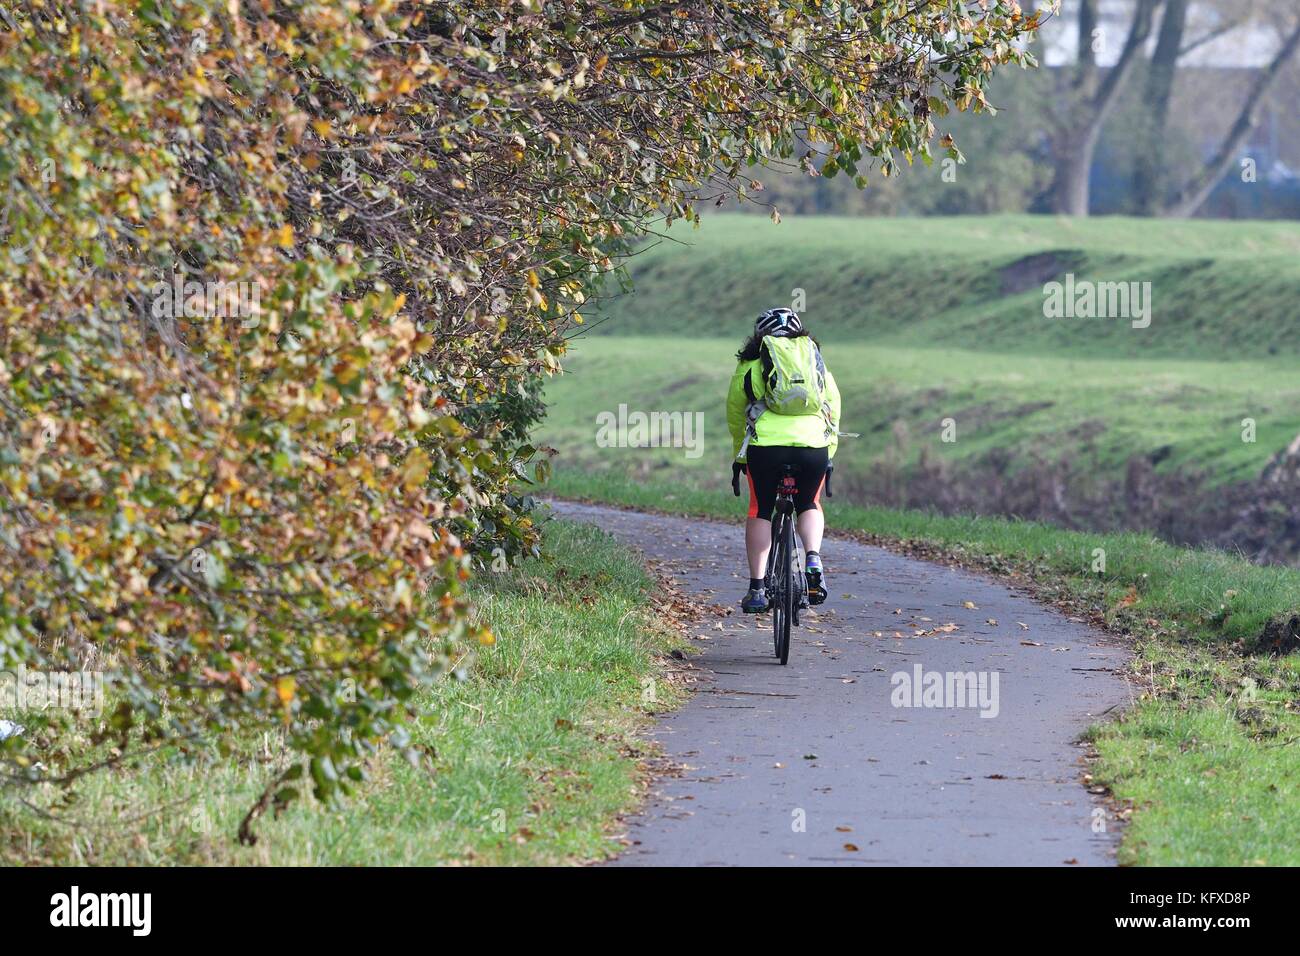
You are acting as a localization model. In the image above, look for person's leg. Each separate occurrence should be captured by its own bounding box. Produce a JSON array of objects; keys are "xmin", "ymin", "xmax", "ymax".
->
[
  {"xmin": 793, "ymin": 447, "xmax": 830, "ymax": 604},
  {"xmin": 746, "ymin": 517, "xmax": 772, "ymax": 578},
  {"xmin": 792, "ymin": 446, "xmax": 829, "ymax": 552},
  {"xmin": 796, "ymin": 506, "xmax": 823, "ymax": 555},
  {"xmin": 741, "ymin": 447, "xmax": 778, "ymax": 612}
]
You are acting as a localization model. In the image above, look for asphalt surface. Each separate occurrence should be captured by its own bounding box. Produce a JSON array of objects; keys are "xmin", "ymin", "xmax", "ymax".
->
[{"xmin": 550, "ymin": 500, "xmax": 1132, "ymax": 867}]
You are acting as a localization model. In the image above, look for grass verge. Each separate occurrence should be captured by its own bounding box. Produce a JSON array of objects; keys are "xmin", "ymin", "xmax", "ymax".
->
[
  {"xmin": 546, "ymin": 335, "xmax": 1300, "ymax": 489},
  {"xmin": 0, "ymin": 519, "xmax": 686, "ymax": 865},
  {"xmin": 549, "ymin": 469, "xmax": 1300, "ymax": 865}
]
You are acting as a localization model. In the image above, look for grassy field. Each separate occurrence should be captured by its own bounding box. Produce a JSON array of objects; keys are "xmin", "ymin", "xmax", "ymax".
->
[
  {"xmin": 549, "ymin": 334, "xmax": 1300, "ymax": 488},
  {"xmin": 548, "ymin": 470, "xmax": 1300, "ymax": 865},
  {"xmin": 565, "ymin": 214, "xmax": 1300, "ymax": 488},
  {"xmin": 592, "ymin": 214, "xmax": 1300, "ymax": 360},
  {"xmin": 0, "ymin": 521, "xmax": 684, "ymax": 866}
]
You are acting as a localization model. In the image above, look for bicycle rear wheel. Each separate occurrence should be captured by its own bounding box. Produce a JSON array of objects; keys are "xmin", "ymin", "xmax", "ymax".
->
[
  {"xmin": 770, "ymin": 512, "xmax": 786, "ymax": 660},
  {"xmin": 775, "ymin": 513, "xmax": 793, "ymax": 665}
]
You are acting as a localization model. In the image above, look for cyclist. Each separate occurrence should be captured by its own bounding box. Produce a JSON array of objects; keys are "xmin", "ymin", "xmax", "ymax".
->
[{"xmin": 727, "ymin": 307, "xmax": 840, "ymax": 614}]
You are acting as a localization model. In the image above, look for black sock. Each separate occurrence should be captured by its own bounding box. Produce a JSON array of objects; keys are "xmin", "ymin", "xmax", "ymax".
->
[
  {"xmin": 806, "ymin": 550, "xmax": 820, "ymax": 560},
  {"xmin": 749, "ymin": 578, "xmax": 763, "ymax": 591}
]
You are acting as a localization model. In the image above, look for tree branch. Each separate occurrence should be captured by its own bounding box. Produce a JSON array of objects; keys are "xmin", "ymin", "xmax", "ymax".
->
[{"xmin": 1161, "ymin": 19, "xmax": 1300, "ymax": 217}]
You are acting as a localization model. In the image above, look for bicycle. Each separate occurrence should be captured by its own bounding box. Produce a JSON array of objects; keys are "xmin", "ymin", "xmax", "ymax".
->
[
  {"xmin": 766, "ymin": 463, "xmax": 806, "ymax": 665},
  {"xmin": 732, "ymin": 461, "xmax": 835, "ymax": 665}
]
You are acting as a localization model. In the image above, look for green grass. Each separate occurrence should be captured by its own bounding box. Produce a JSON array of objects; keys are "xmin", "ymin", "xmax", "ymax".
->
[
  {"xmin": 546, "ymin": 334, "xmax": 1300, "ymax": 487},
  {"xmin": 548, "ymin": 468, "xmax": 1300, "ymax": 865},
  {"xmin": 0, "ymin": 520, "xmax": 684, "ymax": 866},
  {"xmin": 567, "ymin": 213, "xmax": 1300, "ymax": 487},
  {"xmin": 594, "ymin": 214, "xmax": 1300, "ymax": 361},
  {"xmin": 1089, "ymin": 643, "xmax": 1300, "ymax": 867}
]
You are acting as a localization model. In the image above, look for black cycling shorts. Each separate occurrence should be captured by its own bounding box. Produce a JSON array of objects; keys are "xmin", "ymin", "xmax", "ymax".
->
[{"xmin": 745, "ymin": 445, "xmax": 829, "ymax": 519}]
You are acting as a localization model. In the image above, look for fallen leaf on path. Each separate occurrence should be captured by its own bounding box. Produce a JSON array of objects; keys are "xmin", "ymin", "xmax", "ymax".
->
[
  {"xmin": 843, "ymin": 843, "xmax": 859, "ymax": 852},
  {"xmin": 1020, "ymin": 640, "xmax": 1043, "ymax": 647},
  {"xmin": 913, "ymin": 622, "xmax": 961, "ymax": 637},
  {"xmin": 963, "ymin": 601, "xmax": 979, "ymax": 609}
]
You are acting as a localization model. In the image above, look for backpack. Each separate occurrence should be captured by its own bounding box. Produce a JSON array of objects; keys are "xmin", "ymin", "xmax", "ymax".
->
[{"xmin": 757, "ymin": 334, "xmax": 827, "ymax": 416}]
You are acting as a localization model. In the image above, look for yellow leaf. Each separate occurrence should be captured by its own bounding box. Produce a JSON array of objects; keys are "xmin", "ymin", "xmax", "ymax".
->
[{"xmin": 276, "ymin": 676, "xmax": 296, "ymax": 705}]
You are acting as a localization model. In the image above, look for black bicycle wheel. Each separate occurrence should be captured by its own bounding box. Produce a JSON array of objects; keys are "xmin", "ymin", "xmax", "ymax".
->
[
  {"xmin": 770, "ymin": 514, "xmax": 786, "ymax": 659},
  {"xmin": 777, "ymin": 515, "xmax": 793, "ymax": 665}
]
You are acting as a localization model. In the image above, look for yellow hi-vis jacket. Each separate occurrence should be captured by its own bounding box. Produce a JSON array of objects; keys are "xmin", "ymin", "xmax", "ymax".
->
[{"xmin": 726, "ymin": 357, "xmax": 841, "ymax": 464}]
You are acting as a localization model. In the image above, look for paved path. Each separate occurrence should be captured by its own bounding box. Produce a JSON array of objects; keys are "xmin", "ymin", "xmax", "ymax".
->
[{"xmin": 550, "ymin": 501, "xmax": 1131, "ymax": 867}]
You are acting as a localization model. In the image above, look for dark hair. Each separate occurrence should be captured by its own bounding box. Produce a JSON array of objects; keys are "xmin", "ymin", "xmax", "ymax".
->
[{"xmin": 736, "ymin": 327, "xmax": 817, "ymax": 361}]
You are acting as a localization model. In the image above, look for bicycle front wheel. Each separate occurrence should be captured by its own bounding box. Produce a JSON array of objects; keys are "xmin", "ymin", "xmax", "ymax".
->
[
  {"xmin": 770, "ymin": 513, "xmax": 786, "ymax": 661},
  {"xmin": 776, "ymin": 514, "xmax": 793, "ymax": 665}
]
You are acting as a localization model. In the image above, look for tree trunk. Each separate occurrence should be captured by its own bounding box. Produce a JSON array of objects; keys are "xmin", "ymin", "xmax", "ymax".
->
[
  {"xmin": 1160, "ymin": 20, "xmax": 1300, "ymax": 218},
  {"xmin": 1133, "ymin": 0, "xmax": 1187, "ymax": 214},
  {"xmin": 1049, "ymin": 0, "xmax": 1162, "ymax": 216},
  {"xmin": 1051, "ymin": 127, "xmax": 1098, "ymax": 216}
]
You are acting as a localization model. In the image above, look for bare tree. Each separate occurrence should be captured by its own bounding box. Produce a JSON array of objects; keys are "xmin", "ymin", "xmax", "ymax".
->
[
  {"xmin": 1129, "ymin": 0, "xmax": 1300, "ymax": 216},
  {"xmin": 1133, "ymin": 0, "xmax": 1189, "ymax": 213},
  {"xmin": 1045, "ymin": 0, "xmax": 1164, "ymax": 216},
  {"xmin": 1159, "ymin": 15, "xmax": 1300, "ymax": 216}
]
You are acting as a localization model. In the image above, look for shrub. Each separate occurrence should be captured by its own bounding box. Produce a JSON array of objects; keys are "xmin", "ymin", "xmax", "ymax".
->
[{"xmin": 0, "ymin": 0, "xmax": 1038, "ymax": 835}]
